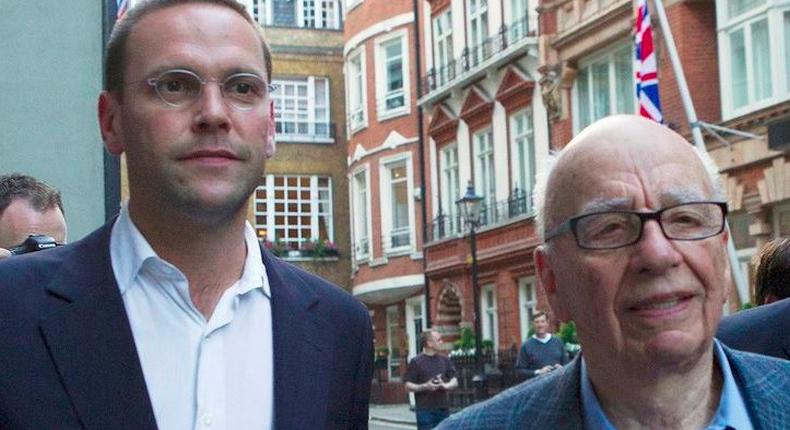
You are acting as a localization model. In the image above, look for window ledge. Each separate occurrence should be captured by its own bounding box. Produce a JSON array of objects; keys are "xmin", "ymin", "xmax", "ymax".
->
[
  {"xmin": 377, "ymin": 107, "xmax": 411, "ymax": 122},
  {"xmin": 350, "ymin": 121, "xmax": 368, "ymax": 135},
  {"xmin": 276, "ymin": 135, "xmax": 335, "ymax": 144}
]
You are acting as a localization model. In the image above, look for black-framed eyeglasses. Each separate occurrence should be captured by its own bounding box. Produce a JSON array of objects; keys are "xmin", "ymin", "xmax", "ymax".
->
[
  {"xmin": 142, "ymin": 69, "xmax": 277, "ymax": 111},
  {"xmin": 544, "ymin": 201, "xmax": 728, "ymax": 250}
]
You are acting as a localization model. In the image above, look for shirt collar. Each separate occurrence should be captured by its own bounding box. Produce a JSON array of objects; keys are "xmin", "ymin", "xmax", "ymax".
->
[
  {"xmin": 532, "ymin": 333, "xmax": 552, "ymax": 344},
  {"xmin": 110, "ymin": 204, "xmax": 270, "ymax": 300},
  {"xmin": 580, "ymin": 340, "xmax": 753, "ymax": 430}
]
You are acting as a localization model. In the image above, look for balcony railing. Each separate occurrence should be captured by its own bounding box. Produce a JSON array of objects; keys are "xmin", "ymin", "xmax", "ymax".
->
[
  {"xmin": 428, "ymin": 188, "xmax": 532, "ymax": 242},
  {"xmin": 421, "ymin": 13, "xmax": 533, "ymax": 97},
  {"xmin": 275, "ymin": 121, "xmax": 336, "ymax": 143}
]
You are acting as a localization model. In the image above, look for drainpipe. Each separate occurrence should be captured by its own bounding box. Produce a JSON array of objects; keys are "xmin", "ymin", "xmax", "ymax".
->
[{"xmin": 412, "ymin": 0, "xmax": 431, "ymax": 328}]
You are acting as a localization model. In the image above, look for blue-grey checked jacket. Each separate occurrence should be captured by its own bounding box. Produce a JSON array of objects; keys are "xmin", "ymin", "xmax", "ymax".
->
[{"xmin": 438, "ymin": 344, "xmax": 790, "ymax": 429}]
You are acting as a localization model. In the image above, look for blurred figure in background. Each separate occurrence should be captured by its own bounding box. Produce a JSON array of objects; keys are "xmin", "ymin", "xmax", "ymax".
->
[
  {"xmin": 0, "ymin": 173, "xmax": 66, "ymax": 260},
  {"xmin": 717, "ymin": 237, "xmax": 790, "ymax": 360},
  {"xmin": 515, "ymin": 311, "xmax": 568, "ymax": 380}
]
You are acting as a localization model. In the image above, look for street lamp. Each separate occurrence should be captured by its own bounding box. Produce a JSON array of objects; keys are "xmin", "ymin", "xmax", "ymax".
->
[{"xmin": 455, "ymin": 181, "xmax": 487, "ymax": 401}]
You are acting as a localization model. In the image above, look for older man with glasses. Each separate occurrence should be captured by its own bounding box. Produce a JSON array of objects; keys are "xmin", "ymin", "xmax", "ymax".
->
[{"xmin": 438, "ymin": 115, "xmax": 790, "ymax": 429}]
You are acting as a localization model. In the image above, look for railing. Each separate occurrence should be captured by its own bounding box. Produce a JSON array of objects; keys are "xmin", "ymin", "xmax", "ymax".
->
[
  {"xmin": 448, "ymin": 347, "xmax": 521, "ymax": 410},
  {"xmin": 428, "ymin": 188, "xmax": 533, "ymax": 242},
  {"xmin": 275, "ymin": 121, "xmax": 335, "ymax": 142},
  {"xmin": 421, "ymin": 13, "xmax": 533, "ymax": 97}
]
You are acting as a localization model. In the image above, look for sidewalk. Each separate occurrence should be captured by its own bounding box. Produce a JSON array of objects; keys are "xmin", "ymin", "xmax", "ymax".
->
[{"xmin": 369, "ymin": 403, "xmax": 416, "ymax": 428}]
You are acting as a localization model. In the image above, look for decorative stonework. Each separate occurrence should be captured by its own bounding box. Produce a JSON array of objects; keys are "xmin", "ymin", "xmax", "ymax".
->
[
  {"xmin": 538, "ymin": 62, "xmax": 576, "ymax": 121},
  {"xmin": 427, "ymin": 104, "xmax": 459, "ymax": 146},
  {"xmin": 495, "ymin": 66, "xmax": 535, "ymax": 113},
  {"xmin": 724, "ymin": 174, "xmax": 744, "ymax": 211},
  {"xmin": 758, "ymin": 157, "xmax": 790, "ymax": 204},
  {"xmin": 459, "ymin": 85, "xmax": 494, "ymax": 132}
]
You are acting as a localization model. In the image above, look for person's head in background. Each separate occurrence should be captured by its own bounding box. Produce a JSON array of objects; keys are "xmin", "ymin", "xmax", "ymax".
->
[
  {"xmin": 753, "ymin": 237, "xmax": 790, "ymax": 305},
  {"xmin": 0, "ymin": 174, "xmax": 67, "ymax": 253}
]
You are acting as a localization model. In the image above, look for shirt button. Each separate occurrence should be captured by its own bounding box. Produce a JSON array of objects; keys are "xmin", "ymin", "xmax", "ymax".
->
[{"xmin": 202, "ymin": 413, "xmax": 213, "ymax": 426}]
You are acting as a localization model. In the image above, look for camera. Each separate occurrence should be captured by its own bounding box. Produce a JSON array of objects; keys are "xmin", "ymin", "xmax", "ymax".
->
[{"xmin": 8, "ymin": 234, "xmax": 61, "ymax": 256}]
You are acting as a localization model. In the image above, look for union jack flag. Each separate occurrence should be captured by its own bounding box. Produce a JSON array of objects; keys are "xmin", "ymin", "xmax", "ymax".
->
[
  {"xmin": 117, "ymin": 0, "xmax": 129, "ymax": 19},
  {"xmin": 635, "ymin": 0, "xmax": 663, "ymax": 123}
]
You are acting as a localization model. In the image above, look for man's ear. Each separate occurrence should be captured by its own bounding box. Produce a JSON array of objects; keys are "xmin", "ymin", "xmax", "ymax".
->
[
  {"xmin": 98, "ymin": 91, "xmax": 124, "ymax": 155},
  {"xmin": 264, "ymin": 99, "xmax": 276, "ymax": 159},
  {"xmin": 535, "ymin": 245, "xmax": 571, "ymax": 322}
]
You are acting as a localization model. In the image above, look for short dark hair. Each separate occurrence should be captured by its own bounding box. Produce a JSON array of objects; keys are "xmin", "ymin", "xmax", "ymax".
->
[
  {"xmin": 420, "ymin": 329, "xmax": 438, "ymax": 347},
  {"xmin": 0, "ymin": 174, "xmax": 64, "ymax": 217},
  {"xmin": 753, "ymin": 237, "xmax": 790, "ymax": 304},
  {"xmin": 105, "ymin": 0, "xmax": 273, "ymax": 94},
  {"xmin": 532, "ymin": 311, "xmax": 548, "ymax": 322}
]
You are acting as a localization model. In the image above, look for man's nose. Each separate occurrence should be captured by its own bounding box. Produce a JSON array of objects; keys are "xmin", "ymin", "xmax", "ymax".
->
[
  {"xmin": 629, "ymin": 220, "xmax": 683, "ymax": 274},
  {"xmin": 193, "ymin": 83, "xmax": 231, "ymax": 132}
]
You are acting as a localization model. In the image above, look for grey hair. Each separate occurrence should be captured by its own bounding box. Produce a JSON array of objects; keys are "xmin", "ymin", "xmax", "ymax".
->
[{"xmin": 533, "ymin": 145, "xmax": 725, "ymax": 243}]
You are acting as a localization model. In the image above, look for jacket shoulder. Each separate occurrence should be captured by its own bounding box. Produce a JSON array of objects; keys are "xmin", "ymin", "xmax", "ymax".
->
[
  {"xmin": 438, "ymin": 357, "xmax": 583, "ymax": 430},
  {"xmin": 725, "ymin": 347, "xmax": 790, "ymax": 427}
]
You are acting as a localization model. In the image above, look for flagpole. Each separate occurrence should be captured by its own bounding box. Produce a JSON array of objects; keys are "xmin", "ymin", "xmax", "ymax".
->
[{"xmin": 651, "ymin": 0, "xmax": 750, "ymax": 306}]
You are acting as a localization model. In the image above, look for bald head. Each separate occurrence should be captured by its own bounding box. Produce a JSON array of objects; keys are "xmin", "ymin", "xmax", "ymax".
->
[{"xmin": 535, "ymin": 115, "xmax": 723, "ymax": 239}]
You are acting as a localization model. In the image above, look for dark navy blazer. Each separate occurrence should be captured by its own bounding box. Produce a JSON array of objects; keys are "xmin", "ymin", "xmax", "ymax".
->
[
  {"xmin": 0, "ymin": 222, "xmax": 373, "ymax": 429},
  {"xmin": 718, "ymin": 298, "xmax": 790, "ymax": 361}
]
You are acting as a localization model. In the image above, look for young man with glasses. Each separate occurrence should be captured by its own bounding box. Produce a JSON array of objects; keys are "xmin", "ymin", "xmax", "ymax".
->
[
  {"xmin": 0, "ymin": 1, "xmax": 372, "ymax": 428},
  {"xmin": 438, "ymin": 115, "xmax": 790, "ymax": 429}
]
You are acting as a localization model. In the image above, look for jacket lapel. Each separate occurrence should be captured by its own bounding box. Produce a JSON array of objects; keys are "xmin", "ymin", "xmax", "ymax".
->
[
  {"xmin": 38, "ymin": 224, "xmax": 157, "ymax": 430},
  {"xmin": 264, "ymin": 248, "xmax": 332, "ymax": 429}
]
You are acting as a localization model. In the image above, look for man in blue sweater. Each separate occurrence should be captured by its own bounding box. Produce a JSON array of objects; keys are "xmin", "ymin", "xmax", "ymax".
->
[{"xmin": 515, "ymin": 311, "xmax": 568, "ymax": 379}]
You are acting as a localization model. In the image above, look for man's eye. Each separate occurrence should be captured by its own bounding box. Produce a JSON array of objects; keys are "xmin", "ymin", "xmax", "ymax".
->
[
  {"xmin": 225, "ymin": 77, "xmax": 263, "ymax": 97},
  {"xmin": 159, "ymin": 78, "xmax": 189, "ymax": 93}
]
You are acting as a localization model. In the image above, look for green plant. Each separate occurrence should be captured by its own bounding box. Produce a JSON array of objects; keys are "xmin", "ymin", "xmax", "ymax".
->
[
  {"xmin": 558, "ymin": 321, "xmax": 578, "ymax": 345},
  {"xmin": 453, "ymin": 327, "xmax": 476, "ymax": 350},
  {"xmin": 739, "ymin": 302, "xmax": 754, "ymax": 311}
]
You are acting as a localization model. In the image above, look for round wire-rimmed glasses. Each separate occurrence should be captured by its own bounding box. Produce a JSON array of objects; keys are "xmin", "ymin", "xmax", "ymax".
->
[{"xmin": 143, "ymin": 69, "xmax": 277, "ymax": 111}]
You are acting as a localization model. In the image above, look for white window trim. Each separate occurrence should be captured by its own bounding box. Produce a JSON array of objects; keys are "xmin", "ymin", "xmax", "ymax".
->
[
  {"xmin": 717, "ymin": 1, "xmax": 790, "ymax": 120},
  {"xmin": 518, "ymin": 277, "xmax": 537, "ymax": 342},
  {"xmin": 345, "ymin": 46, "xmax": 368, "ymax": 134},
  {"xmin": 773, "ymin": 200, "xmax": 790, "ymax": 237},
  {"xmin": 272, "ymin": 76, "xmax": 334, "ymax": 144},
  {"xmin": 405, "ymin": 296, "xmax": 426, "ymax": 360},
  {"xmin": 350, "ymin": 165, "xmax": 373, "ymax": 261},
  {"xmin": 297, "ymin": 0, "xmax": 342, "ymax": 30},
  {"xmin": 509, "ymin": 108, "xmax": 535, "ymax": 207},
  {"xmin": 254, "ymin": 175, "xmax": 334, "ymax": 256},
  {"xmin": 472, "ymin": 128, "xmax": 496, "ymax": 210},
  {"xmin": 386, "ymin": 305, "xmax": 401, "ymax": 381},
  {"xmin": 481, "ymin": 284, "xmax": 499, "ymax": 349},
  {"xmin": 379, "ymin": 153, "xmax": 416, "ymax": 255},
  {"xmin": 374, "ymin": 29, "xmax": 411, "ymax": 121},
  {"xmin": 432, "ymin": 10, "xmax": 454, "ymax": 86},
  {"xmin": 439, "ymin": 143, "xmax": 461, "ymax": 235},
  {"xmin": 571, "ymin": 41, "xmax": 635, "ymax": 135}
]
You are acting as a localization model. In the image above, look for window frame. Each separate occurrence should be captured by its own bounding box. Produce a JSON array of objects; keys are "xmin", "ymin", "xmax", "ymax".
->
[
  {"xmin": 571, "ymin": 42, "xmax": 635, "ymax": 134},
  {"xmin": 518, "ymin": 277, "xmax": 537, "ymax": 342},
  {"xmin": 509, "ymin": 108, "xmax": 535, "ymax": 211},
  {"xmin": 272, "ymin": 76, "xmax": 333, "ymax": 144},
  {"xmin": 473, "ymin": 128, "xmax": 496, "ymax": 216},
  {"xmin": 379, "ymin": 153, "xmax": 416, "ymax": 255},
  {"xmin": 375, "ymin": 29, "xmax": 411, "ymax": 120},
  {"xmin": 350, "ymin": 166, "xmax": 372, "ymax": 261},
  {"xmin": 432, "ymin": 10, "xmax": 454, "ymax": 87},
  {"xmin": 480, "ymin": 283, "xmax": 499, "ymax": 349},
  {"xmin": 346, "ymin": 46, "xmax": 368, "ymax": 133},
  {"xmin": 440, "ymin": 143, "xmax": 461, "ymax": 235},
  {"xmin": 253, "ymin": 175, "xmax": 334, "ymax": 257},
  {"xmin": 717, "ymin": 0, "xmax": 790, "ymax": 119}
]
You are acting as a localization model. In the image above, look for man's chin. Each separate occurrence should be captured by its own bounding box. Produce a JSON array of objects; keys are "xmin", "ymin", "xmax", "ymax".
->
[{"xmin": 641, "ymin": 330, "xmax": 709, "ymax": 368}]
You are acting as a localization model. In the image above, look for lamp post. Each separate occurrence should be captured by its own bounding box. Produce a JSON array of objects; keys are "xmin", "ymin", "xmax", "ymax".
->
[{"xmin": 456, "ymin": 181, "xmax": 487, "ymax": 402}]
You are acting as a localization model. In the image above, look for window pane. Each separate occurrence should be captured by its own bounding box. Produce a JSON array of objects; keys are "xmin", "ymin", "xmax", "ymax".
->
[
  {"xmin": 728, "ymin": 0, "xmax": 765, "ymax": 19},
  {"xmin": 577, "ymin": 67, "xmax": 591, "ymax": 129},
  {"xmin": 729, "ymin": 29, "xmax": 747, "ymax": 108},
  {"xmin": 592, "ymin": 61, "xmax": 610, "ymax": 120},
  {"xmin": 614, "ymin": 46, "xmax": 635, "ymax": 114},
  {"xmin": 751, "ymin": 19, "xmax": 772, "ymax": 101}
]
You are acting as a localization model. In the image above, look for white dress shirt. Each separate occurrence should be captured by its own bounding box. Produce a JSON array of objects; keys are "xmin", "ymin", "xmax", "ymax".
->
[{"xmin": 110, "ymin": 205, "xmax": 273, "ymax": 430}]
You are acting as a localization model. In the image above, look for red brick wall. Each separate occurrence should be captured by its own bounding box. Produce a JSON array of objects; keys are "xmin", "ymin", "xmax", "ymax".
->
[{"xmin": 658, "ymin": 0, "xmax": 720, "ymax": 136}]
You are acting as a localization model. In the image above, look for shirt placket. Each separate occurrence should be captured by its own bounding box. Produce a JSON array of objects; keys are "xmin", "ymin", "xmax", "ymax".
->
[{"xmin": 194, "ymin": 328, "xmax": 226, "ymax": 430}]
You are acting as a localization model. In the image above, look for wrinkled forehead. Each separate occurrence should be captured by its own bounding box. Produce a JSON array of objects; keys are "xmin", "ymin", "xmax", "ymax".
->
[{"xmin": 548, "ymin": 135, "xmax": 715, "ymax": 221}]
